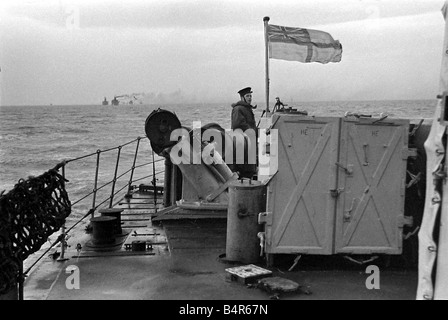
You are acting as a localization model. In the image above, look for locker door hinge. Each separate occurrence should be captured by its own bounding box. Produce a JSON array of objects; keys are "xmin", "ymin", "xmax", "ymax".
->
[
  {"xmin": 402, "ymin": 147, "xmax": 418, "ymax": 160},
  {"xmin": 398, "ymin": 215, "xmax": 414, "ymax": 228},
  {"xmin": 258, "ymin": 212, "xmax": 272, "ymax": 225}
]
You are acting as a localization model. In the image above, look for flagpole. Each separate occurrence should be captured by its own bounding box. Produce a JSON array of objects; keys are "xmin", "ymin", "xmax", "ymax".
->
[{"xmin": 263, "ymin": 16, "xmax": 270, "ymax": 113}]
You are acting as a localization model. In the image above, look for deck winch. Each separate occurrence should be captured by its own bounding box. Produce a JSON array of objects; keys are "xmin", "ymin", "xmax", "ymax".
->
[{"xmin": 145, "ymin": 108, "xmax": 238, "ymax": 210}]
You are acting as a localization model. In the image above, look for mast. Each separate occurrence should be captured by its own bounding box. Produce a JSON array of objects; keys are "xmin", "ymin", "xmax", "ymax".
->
[{"xmin": 263, "ymin": 16, "xmax": 270, "ymax": 113}]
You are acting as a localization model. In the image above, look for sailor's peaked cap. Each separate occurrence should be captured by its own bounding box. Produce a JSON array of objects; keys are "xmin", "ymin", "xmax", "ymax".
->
[{"xmin": 238, "ymin": 87, "xmax": 253, "ymax": 96}]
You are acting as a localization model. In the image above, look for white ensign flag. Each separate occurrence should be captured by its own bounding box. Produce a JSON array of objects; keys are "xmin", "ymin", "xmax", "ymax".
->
[{"xmin": 267, "ymin": 24, "xmax": 342, "ymax": 64}]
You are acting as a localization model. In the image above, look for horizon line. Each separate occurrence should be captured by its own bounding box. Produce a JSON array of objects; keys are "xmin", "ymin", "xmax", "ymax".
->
[{"xmin": 0, "ymin": 97, "xmax": 438, "ymax": 108}]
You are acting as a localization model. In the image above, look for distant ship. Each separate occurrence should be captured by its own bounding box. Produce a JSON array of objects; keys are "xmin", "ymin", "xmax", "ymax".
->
[
  {"xmin": 111, "ymin": 95, "xmax": 136, "ymax": 105},
  {"xmin": 111, "ymin": 96, "xmax": 119, "ymax": 105},
  {"xmin": 102, "ymin": 97, "xmax": 109, "ymax": 105}
]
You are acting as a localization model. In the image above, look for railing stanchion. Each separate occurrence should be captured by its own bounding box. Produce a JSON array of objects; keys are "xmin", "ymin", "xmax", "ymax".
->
[
  {"xmin": 91, "ymin": 150, "xmax": 101, "ymax": 218},
  {"xmin": 109, "ymin": 146, "xmax": 122, "ymax": 208},
  {"xmin": 127, "ymin": 137, "xmax": 141, "ymax": 197},
  {"xmin": 18, "ymin": 261, "xmax": 24, "ymax": 300},
  {"xmin": 57, "ymin": 164, "xmax": 69, "ymax": 262}
]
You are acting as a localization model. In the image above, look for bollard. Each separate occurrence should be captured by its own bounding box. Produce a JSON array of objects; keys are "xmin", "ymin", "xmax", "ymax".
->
[
  {"xmin": 90, "ymin": 216, "xmax": 117, "ymax": 245},
  {"xmin": 99, "ymin": 208, "xmax": 124, "ymax": 235}
]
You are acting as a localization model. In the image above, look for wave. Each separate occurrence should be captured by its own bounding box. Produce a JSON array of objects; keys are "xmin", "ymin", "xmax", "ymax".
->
[
  {"xmin": 0, "ymin": 133, "xmax": 28, "ymax": 141},
  {"xmin": 61, "ymin": 128, "xmax": 92, "ymax": 134}
]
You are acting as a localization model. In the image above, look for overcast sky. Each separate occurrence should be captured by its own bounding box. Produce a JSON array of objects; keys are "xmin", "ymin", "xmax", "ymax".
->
[{"xmin": 0, "ymin": 0, "xmax": 445, "ymax": 106}]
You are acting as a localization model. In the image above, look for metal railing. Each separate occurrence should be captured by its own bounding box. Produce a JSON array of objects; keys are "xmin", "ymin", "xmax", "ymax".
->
[{"xmin": 22, "ymin": 135, "xmax": 165, "ymax": 278}]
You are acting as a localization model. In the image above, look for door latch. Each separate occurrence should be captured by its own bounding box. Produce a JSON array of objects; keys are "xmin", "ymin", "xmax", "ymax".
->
[
  {"xmin": 330, "ymin": 188, "xmax": 344, "ymax": 198},
  {"xmin": 335, "ymin": 162, "xmax": 353, "ymax": 175},
  {"xmin": 344, "ymin": 198, "xmax": 358, "ymax": 222}
]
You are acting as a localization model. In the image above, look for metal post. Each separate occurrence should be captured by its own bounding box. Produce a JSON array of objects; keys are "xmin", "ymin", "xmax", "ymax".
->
[
  {"xmin": 127, "ymin": 138, "xmax": 141, "ymax": 197},
  {"xmin": 18, "ymin": 261, "xmax": 23, "ymax": 300},
  {"xmin": 152, "ymin": 150, "xmax": 157, "ymax": 208},
  {"xmin": 171, "ymin": 164, "xmax": 178, "ymax": 205},
  {"xmin": 58, "ymin": 164, "xmax": 69, "ymax": 262},
  {"xmin": 173, "ymin": 165, "xmax": 183, "ymax": 203},
  {"xmin": 109, "ymin": 146, "xmax": 122, "ymax": 208},
  {"xmin": 163, "ymin": 158, "xmax": 172, "ymax": 206},
  {"xmin": 91, "ymin": 150, "xmax": 101, "ymax": 218},
  {"xmin": 263, "ymin": 16, "xmax": 270, "ymax": 113},
  {"xmin": 57, "ymin": 224, "xmax": 69, "ymax": 262}
]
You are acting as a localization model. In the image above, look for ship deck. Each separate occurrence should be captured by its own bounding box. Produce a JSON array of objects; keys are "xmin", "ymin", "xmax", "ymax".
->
[{"xmin": 23, "ymin": 190, "xmax": 418, "ymax": 301}]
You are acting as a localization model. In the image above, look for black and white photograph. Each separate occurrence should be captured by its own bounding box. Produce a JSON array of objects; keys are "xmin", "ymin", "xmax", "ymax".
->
[{"xmin": 0, "ymin": 0, "xmax": 447, "ymax": 305}]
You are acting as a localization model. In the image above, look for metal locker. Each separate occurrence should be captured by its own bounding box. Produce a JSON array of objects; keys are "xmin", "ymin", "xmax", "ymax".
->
[
  {"xmin": 264, "ymin": 114, "xmax": 340, "ymax": 255},
  {"xmin": 334, "ymin": 117, "xmax": 410, "ymax": 254}
]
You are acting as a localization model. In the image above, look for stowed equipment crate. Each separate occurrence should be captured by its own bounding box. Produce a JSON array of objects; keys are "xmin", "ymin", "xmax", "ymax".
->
[{"xmin": 261, "ymin": 113, "xmax": 411, "ymax": 257}]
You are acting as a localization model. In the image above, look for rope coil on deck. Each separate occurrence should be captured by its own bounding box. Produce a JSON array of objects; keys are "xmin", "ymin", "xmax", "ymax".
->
[{"xmin": 0, "ymin": 169, "xmax": 71, "ymax": 294}]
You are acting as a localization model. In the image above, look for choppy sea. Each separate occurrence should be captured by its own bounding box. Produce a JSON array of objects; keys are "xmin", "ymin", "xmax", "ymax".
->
[{"xmin": 0, "ymin": 100, "xmax": 438, "ymax": 224}]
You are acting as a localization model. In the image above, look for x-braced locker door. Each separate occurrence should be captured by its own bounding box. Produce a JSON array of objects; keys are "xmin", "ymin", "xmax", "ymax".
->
[
  {"xmin": 334, "ymin": 118, "xmax": 409, "ymax": 254},
  {"xmin": 265, "ymin": 115, "xmax": 340, "ymax": 255}
]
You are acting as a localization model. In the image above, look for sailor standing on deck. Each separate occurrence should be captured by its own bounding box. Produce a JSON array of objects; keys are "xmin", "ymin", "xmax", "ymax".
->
[{"xmin": 230, "ymin": 87, "xmax": 258, "ymax": 178}]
